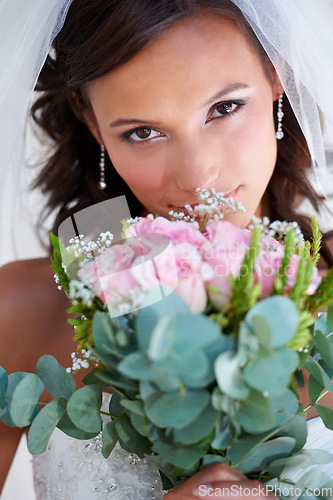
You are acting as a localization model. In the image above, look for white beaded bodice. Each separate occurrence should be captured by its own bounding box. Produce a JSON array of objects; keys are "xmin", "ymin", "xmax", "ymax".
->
[
  {"xmin": 33, "ymin": 431, "xmax": 165, "ymax": 500},
  {"xmin": 33, "ymin": 394, "xmax": 167, "ymax": 500}
]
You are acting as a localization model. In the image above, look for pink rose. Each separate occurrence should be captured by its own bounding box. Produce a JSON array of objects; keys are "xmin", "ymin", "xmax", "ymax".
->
[
  {"xmin": 202, "ymin": 221, "xmax": 250, "ymax": 308},
  {"xmin": 126, "ymin": 215, "xmax": 207, "ymax": 248},
  {"xmin": 78, "ymin": 243, "xmax": 138, "ymax": 304},
  {"xmin": 132, "ymin": 242, "xmax": 209, "ymax": 314}
]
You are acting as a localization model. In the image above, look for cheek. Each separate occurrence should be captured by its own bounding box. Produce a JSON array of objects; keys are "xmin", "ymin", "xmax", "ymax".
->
[
  {"xmin": 234, "ymin": 101, "xmax": 277, "ymax": 181},
  {"xmin": 106, "ymin": 147, "xmax": 164, "ymax": 192}
]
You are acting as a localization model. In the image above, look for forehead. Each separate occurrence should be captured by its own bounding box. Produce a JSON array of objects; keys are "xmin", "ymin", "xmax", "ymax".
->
[{"xmin": 87, "ymin": 13, "xmax": 268, "ymax": 114}]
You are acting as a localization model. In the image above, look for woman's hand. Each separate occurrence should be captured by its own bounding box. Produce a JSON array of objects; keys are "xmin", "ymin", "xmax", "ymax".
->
[{"xmin": 163, "ymin": 463, "xmax": 277, "ymax": 499}]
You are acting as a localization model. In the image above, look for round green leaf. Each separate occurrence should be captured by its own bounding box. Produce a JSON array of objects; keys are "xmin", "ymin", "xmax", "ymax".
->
[
  {"xmin": 0, "ymin": 372, "xmax": 29, "ymax": 426},
  {"xmin": 10, "ymin": 374, "xmax": 44, "ymax": 427},
  {"xmin": 115, "ymin": 413, "xmax": 152, "ymax": 457},
  {"xmin": 243, "ymin": 348, "xmax": 298, "ymax": 394},
  {"xmin": 152, "ymin": 440, "xmax": 206, "ymax": 469},
  {"xmin": 235, "ymin": 389, "xmax": 274, "ymax": 433},
  {"xmin": 92, "ymin": 311, "xmax": 117, "ymax": 354},
  {"xmin": 57, "ymin": 411, "xmax": 99, "ymax": 439},
  {"xmin": 246, "ymin": 296, "xmax": 299, "ymax": 347},
  {"xmin": 271, "ymin": 389, "xmax": 298, "ymax": 427},
  {"xmin": 28, "ymin": 398, "xmax": 67, "ymax": 454},
  {"xmin": 118, "ymin": 352, "xmax": 179, "ymax": 388},
  {"xmin": 173, "ymin": 404, "xmax": 219, "ymax": 445},
  {"xmin": 102, "ymin": 421, "xmax": 118, "ymax": 458},
  {"xmin": 36, "ymin": 355, "xmax": 76, "ymax": 400},
  {"xmin": 136, "ymin": 291, "xmax": 189, "ymax": 353},
  {"xmin": 146, "ymin": 389, "xmax": 210, "ymax": 429},
  {"xmin": 215, "ymin": 351, "xmax": 250, "ymax": 399},
  {"xmin": 67, "ymin": 384, "xmax": 102, "ymax": 433},
  {"xmin": 235, "ymin": 436, "xmax": 296, "ymax": 475},
  {"xmin": 0, "ymin": 366, "xmax": 8, "ymax": 409}
]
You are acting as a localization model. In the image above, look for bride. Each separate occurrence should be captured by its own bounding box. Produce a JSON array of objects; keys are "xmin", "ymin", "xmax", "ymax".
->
[{"xmin": 0, "ymin": 0, "xmax": 333, "ymax": 498}]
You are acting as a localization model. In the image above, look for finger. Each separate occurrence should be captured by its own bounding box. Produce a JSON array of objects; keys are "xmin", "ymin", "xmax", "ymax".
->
[
  {"xmin": 192, "ymin": 480, "xmax": 277, "ymax": 499},
  {"xmin": 163, "ymin": 464, "xmax": 246, "ymax": 499}
]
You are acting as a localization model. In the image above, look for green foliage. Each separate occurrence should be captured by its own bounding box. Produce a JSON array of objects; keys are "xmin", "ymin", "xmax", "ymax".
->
[
  {"xmin": 222, "ymin": 227, "xmax": 262, "ymax": 331},
  {"xmin": 4, "ymin": 219, "xmax": 333, "ymax": 494},
  {"xmin": 28, "ymin": 398, "xmax": 67, "ymax": 454},
  {"xmin": 310, "ymin": 216, "xmax": 322, "ymax": 266}
]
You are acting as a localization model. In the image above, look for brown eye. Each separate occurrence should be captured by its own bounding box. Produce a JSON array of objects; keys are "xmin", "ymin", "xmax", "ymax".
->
[
  {"xmin": 216, "ymin": 102, "xmax": 234, "ymax": 114},
  {"xmin": 136, "ymin": 128, "xmax": 152, "ymax": 139}
]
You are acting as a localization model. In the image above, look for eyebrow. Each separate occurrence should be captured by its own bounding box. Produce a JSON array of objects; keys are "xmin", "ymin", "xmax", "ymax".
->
[
  {"xmin": 202, "ymin": 83, "xmax": 251, "ymax": 107},
  {"xmin": 109, "ymin": 83, "xmax": 251, "ymax": 129}
]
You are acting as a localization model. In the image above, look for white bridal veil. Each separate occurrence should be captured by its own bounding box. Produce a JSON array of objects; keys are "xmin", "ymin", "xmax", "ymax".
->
[{"xmin": 0, "ymin": 0, "xmax": 332, "ymax": 260}]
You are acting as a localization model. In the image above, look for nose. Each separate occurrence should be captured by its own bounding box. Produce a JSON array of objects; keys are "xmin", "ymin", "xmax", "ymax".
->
[{"xmin": 174, "ymin": 135, "xmax": 220, "ymax": 193}]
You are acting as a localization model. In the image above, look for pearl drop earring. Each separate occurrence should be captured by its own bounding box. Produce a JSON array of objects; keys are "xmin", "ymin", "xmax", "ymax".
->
[
  {"xmin": 276, "ymin": 94, "xmax": 284, "ymax": 140},
  {"xmin": 98, "ymin": 144, "xmax": 107, "ymax": 190}
]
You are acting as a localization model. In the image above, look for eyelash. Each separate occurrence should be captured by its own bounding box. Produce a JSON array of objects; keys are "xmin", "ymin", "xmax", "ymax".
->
[{"xmin": 120, "ymin": 99, "xmax": 246, "ymax": 145}]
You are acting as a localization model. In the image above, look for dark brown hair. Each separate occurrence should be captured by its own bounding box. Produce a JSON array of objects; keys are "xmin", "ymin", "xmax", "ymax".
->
[{"xmin": 31, "ymin": 0, "xmax": 332, "ymax": 264}]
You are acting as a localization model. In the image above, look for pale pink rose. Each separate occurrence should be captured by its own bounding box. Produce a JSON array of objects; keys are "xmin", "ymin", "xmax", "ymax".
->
[
  {"xmin": 202, "ymin": 221, "xmax": 251, "ymax": 308},
  {"xmin": 254, "ymin": 236, "xmax": 285, "ymax": 296},
  {"xmin": 78, "ymin": 243, "xmax": 138, "ymax": 303},
  {"xmin": 132, "ymin": 242, "xmax": 208, "ymax": 314},
  {"xmin": 126, "ymin": 215, "xmax": 207, "ymax": 248}
]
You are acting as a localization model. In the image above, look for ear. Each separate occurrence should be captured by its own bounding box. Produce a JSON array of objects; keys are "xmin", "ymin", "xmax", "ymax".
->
[
  {"xmin": 83, "ymin": 110, "xmax": 103, "ymax": 145},
  {"xmin": 71, "ymin": 90, "xmax": 103, "ymax": 145},
  {"xmin": 271, "ymin": 70, "xmax": 284, "ymax": 101}
]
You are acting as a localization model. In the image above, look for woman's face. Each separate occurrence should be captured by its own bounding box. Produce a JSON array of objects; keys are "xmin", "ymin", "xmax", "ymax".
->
[{"xmin": 86, "ymin": 14, "xmax": 283, "ymax": 227}]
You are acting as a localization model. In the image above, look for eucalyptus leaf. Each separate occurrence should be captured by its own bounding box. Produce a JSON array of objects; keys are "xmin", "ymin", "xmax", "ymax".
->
[
  {"xmin": 120, "ymin": 399, "xmax": 144, "ymax": 416},
  {"xmin": 115, "ymin": 413, "xmax": 152, "ymax": 457},
  {"xmin": 235, "ymin": 389, "xmax": 274, "ymax": 433},
  {"xmin": 304, "ymin": 356, "xmax": 333, "ymax": 391},
  {"xmin": 276, "ymin": 414, "xmax": 307, "ymax": 453},
  {"xmin": 327, "ymin": 304, "xmax": 333, "ymax": 331},
  {"xmin": 244, "ymin": 348, "xmax": 298, "ymax": 394},
  {"xmin": 215, "ymin": 351, "xmax": 250, "ymax": 399},
  {"xmin": 0, "ymin": 366, "xmax": 8, "ymax": 409},
  {"xmin": 152, "ymin": 440, "xmax": 207, "ymax": 469},
  {"xmin": 173, "ymin": 404, "xmax": 219, "ymax": 445},
  {"xmin": 146, "ymin": 390, "xmax": 210, "ymax": 429},
  {"xmin": 67, "ymin": 385, "xmax": 102, "ymax": 433},
  {"xmin": 109, "ymin": 391, "xmax": 125, "ymax": 418},
  {"xmin": 0, "ymin": 372, "xmax": 29, "ymax": 426},
  {"xmin": 270, "ymin": 389, "xmax": 298, "ymax": 427},
  {"xmin": 315, "ymin": 313, "xmax": 332, "ymax": 336},
  {"xmin": 314, "ymin": 403, "xmax": 333, "ymax": 430},
  {"xmin": 10, "ymin": 374, "xmax": 44, "ymax": 427},
  {"xmin": 233, "ymin": 436, "xmax": 296, "ymax": 475},
  {"xmin": 130, "ymin": 412, "xmax": 147, "ymax": 437},
  {"xmin": 211, "ymin": 415, "xmax": 234, "ymax": 450},
  {"xmin": 314, "ymin": 330, "xmax": 333, "ymax": 368},
  {"xmin": 154, "ymin": 350, "xmax": 208, "ymax": 380},
  {"xmin": 246, "ymin": 296, "xmax": 299, "ymax": 348},
  {"xmin": 36, "ymin": 355, "xmax": 76, "ymax": 400},
  {"xmin": 28, "ymin": 398, "xmax": 67, "ymax": 453},
  {"xmin": 92, "ymin": 310, "xmax": 117, "ymax": 353},
  {"xmin": 101, "ymin": 421, "xmax": 118, "ymax": 458},
  {"xmin": 118, "ymin": 352, "xmax": 179, "ymax": 388},
  {"xmin": 308, "ymin": 374, "xmax": 324, "ymax": 404},
  {"xmin": 136, "ymin": 291, "xmax": 190, "ymax": 353},
  {"xmin": 57, "ymin": 411, "xmax": 100, "ymax": 439}
]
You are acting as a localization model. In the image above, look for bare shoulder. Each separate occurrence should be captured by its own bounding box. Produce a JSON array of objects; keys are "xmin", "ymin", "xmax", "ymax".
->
[{"xmin": 0, "ymin": 257, "xmax": 75, "ymax": 375}]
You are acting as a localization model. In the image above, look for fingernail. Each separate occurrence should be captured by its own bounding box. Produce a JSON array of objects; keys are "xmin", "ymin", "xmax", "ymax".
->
[{"xmin": 192, "ymin": 484, "xmax": 213, "ymax": 497}]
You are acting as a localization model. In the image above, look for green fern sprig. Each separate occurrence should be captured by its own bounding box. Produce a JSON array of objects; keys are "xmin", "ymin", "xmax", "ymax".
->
[
  {"xmin": 310, "ymin": 216, "xmax": 322, "ymax": 266},
  {"xmin": 222, "ymin": 227, "xmax": 262, "ymax": 331}
]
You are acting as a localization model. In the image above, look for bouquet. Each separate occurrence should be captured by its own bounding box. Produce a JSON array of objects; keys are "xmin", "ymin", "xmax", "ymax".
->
[{"xmin": 2, "ymin": 189, "xmax": 333, "ymax": 498}]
